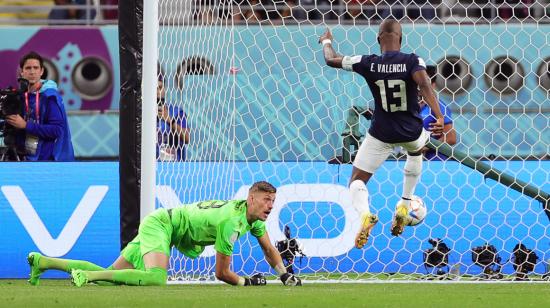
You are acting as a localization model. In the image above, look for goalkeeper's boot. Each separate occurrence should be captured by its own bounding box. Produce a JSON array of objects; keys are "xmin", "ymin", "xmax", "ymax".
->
[
  {"xmin": 27, "ymin": 252, "xmax": 44, "ymax": 286},
  {"xmin": 354, "ymin": 213, "xmax": 379, "ymax": 249},
  {"xmin": 391, "ymin": 200, "xmax": 409, "ymax": 236},
  {"xmin": 71, "ymin": 269, "xmax": 88, "ymax": 287}
]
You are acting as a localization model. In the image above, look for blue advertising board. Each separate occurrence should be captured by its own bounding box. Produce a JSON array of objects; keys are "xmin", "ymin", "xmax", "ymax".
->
[
  {"xmin": 1, "ymin": 161, "xmax": 548, "ymax": 278},
  {"xmin": 0, "ymin": 163, "xmax": 120, "ymax": 278}
]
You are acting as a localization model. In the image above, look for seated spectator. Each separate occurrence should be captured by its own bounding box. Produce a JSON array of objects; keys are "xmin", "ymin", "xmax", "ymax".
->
[
  {"xmin": 497, "ymin": 0, "xmax": 533, "ymax": 20},
  {"xmin": 74, "ymin": 0, "xmax": 96, "ymax": 20},
  {"xmin": 406, "ymin": 0, "xmax": 436, "ymax": 21},
  {"xmin": 378, "ymin": 0, "xmax": 405, "ymax": 20},
  {"xmin": 233, "ymin": 0, "xmax": 265, "ymax": 24},
  {"xmin": 100, "ymin": 0, "xmax": 118, "ymax": 20},
  {"xmin": 48, "ymin": 0, "xmax": 96, "ymax": 25},
  {"xmin": 280, "ymin": 0, "xmax": 308, "ymax": 23},
  {"xmin": 48, "ymin": 0, "xmax": 75, "ymax": 23},
  {"xmin": 314, "ymin": 0, "xmax": 340, "ymax": 21},
  {"xmin": 344, "ymin": 0, "xmax": 380, "ymax": 21}
]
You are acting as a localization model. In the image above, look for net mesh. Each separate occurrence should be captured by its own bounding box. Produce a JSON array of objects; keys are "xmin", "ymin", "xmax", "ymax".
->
[{"xmin": 154, "ymin": 1, "xmax": 550, "ymax": 282}]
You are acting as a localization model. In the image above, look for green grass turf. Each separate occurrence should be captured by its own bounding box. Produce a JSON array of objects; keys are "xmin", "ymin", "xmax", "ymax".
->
[{"xmin": 2, "ymin": 279, "xmax": 550, "ymax": 308}]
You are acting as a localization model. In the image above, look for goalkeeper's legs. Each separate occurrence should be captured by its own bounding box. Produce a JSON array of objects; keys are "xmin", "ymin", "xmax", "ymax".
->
[
  {"xmin": 72, "ymin": 252, "xmax": 169, "ymax": 287},
  {"xmin": 27, "ymin": 251, "xmax": 107, "ymax": 286},
  {"xmin": 71, "ymin": 209, "xmax": 173, "ymax": 287}
]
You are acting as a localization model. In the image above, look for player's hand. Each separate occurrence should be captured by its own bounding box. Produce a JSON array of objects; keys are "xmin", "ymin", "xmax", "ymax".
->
[
  {"xmin": 245, "ymin": 273, "xmax": 267, "ymax": 286},
  {"xmin": 318, "ymin": 28, "xmax": 333, "ymax": 44},
  {"xmin": 280, "ymin": 273, "xmax": 302, "ymax": 286},
  {"xmin": 429, "ymin": 117, "xmax": 444, "ymax": 137}
]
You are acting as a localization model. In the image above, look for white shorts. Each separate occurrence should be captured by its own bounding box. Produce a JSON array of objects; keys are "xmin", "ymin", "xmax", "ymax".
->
[{"xmin": 353, "ymin": 130, "xmax": 429, "ymax": 174}]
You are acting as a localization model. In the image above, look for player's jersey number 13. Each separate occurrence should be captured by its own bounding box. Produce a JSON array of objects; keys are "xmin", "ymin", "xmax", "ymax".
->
[{"xmin": 375, "ymin": 79, "xmax": 407, "ymax": 112}]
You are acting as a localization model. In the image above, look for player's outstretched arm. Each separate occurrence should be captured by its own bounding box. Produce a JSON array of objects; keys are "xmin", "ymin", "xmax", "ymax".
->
[
  {"xmin": 413, "ymin": 69, "xmax": 444, "ymax": 134},
  {"xmin": 319, "ymin": 28, "xmax": 343, "ymax": 68},
  {"xmin": 215, "ymin": 252, "xmax": 266, "ymax": 286},
  {"xmin": 257, "ymin": 233, "xmax": 302, "ymax": 286},
  {"xmin": 215, "ymin": 252, "xmax": 243, "ymax": 285}
]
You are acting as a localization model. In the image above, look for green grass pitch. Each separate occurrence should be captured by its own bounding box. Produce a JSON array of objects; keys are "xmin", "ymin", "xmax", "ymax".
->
[{"xmin": 2, "ymin": 279, "xmax": 550, "ymax": 307}]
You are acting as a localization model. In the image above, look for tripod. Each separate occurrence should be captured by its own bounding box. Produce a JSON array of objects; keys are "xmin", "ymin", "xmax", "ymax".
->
[{"xmin": 0, "ymin": 133, "xmax": 23, "ymax": 161}]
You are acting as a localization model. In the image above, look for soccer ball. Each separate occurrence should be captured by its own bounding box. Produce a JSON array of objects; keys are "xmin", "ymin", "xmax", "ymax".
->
[{"xmin": 407, "ymin": 196, "xmax": 427, "ymax": 226}]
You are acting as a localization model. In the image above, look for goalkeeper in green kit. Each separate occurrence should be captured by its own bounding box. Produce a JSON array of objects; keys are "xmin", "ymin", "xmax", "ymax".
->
[{"xmin": 27, "ymin": 181, "xmax": 301, "ymax": 287}]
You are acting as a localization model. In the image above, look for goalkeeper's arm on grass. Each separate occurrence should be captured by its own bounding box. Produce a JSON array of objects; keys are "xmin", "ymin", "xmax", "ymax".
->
[
  {"xmin": 257, "ymin": 232, "xmax": 302, "ymax": 286},
  {"xmin": 215, "ymin": 232, "xmax": 301, "ymax": 286}
]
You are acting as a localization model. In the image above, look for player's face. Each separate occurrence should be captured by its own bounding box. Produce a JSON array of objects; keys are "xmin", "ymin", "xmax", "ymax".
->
[
  {"xmin": 249, "ymin": 191, "xmax": 276, "ymax": 221},
  {"xmin": 21, "ymin": 59, "xmax": 44, "ymax": 86}
]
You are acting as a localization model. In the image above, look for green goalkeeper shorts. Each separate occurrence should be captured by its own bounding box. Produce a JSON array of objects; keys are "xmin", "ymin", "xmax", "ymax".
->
[{"xmin": 121, "ymin": 208, "xmax": 173, "ymax": 270}]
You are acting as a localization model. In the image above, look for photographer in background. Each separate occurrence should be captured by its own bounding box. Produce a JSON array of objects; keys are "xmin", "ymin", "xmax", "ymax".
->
[
  {"xmin": 5, "ymin": 51, "xmax": 74, "ymax": 161},
  {"xmin": 156, "ymin": 75, "xmax": 189, "ymax": 161},
  {"xmin": 275, "ymin": 225, "xmax": 305, "ymax": 274}
]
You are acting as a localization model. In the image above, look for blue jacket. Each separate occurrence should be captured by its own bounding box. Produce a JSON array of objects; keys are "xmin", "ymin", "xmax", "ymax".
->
[
  {"xmin": 420, "ymin": 99, "xmax": 453, "ymax": 161},
  {"xmin": 157, "ymin": 104, "xmax": 187, "ymax": 161},
  {"xmin": 16, "ymin": 80, "xmax": 74, "ymax": 161}
]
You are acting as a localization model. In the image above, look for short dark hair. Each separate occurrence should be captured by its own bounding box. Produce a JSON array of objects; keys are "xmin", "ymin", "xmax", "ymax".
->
[
  {"xmin": 426, "ymin": 65, "xmax": 437, "ymax": 83},
  {"xmin": 249, "ymin": 181, "xmax": 277, "ymax": 194},
  {"xmin": 19, "ymin": 51, "xmax": 44, "ymax": 69}
]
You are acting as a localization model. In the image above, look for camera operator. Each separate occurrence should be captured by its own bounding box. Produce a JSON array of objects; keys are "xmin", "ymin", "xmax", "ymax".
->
[
  {"xmin": 275, "ymin": 226, "xmax": 305, "ymax": 274},
  {"xmin": 4, "ymin": 51, "xmax": 74, "ymax": 161},
  {"xmin": 156, "ymin": 76, "xmax": 189, "ymax": 161}
]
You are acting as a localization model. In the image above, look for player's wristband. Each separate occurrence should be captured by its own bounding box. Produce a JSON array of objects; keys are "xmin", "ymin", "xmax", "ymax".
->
[
  {"xmin": 238, "ymin": 276, "xmax": 249, "ymax": 286},
  {"xmin": 321, "ymin": 39, "xmax": 332, "ymax": 46}
]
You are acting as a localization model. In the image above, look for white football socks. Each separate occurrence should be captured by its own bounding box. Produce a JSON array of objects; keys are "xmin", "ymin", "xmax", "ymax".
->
[
  {"xmin": 402, "ymin": 154, "xmax": 423, "ymax": 206},
  {"xmin": 350, "ymin": 179, "xmax": 371, "ymax": 215}
]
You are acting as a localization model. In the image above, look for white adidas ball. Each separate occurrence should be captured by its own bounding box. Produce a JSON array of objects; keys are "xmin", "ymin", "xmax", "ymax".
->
[{"xmin": 407, "ymin": 195, "xmax": 427, "ymax": 226}]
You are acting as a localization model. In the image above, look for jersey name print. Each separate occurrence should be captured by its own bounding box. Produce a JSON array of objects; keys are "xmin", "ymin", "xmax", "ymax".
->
[
  {"xmin": 372, "ymin": 63, "xmax": 407, "ymax": 73},
  {"xmin": 349, "ymin": 51, "xmax": 427, "ymax": 143}
]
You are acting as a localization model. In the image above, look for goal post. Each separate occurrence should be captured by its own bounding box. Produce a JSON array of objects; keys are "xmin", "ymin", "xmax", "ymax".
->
[
  {"xmin": 136, "ymin": 1, "xmax": 550, "ymax": 281},
  {"xmin": 141, "ymin": 0, "xmax": 159, "ymax": 221}
]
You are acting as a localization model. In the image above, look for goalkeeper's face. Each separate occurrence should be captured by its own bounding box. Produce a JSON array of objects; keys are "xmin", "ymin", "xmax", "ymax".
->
[{"xmin": 247, "ymin": 191, "xmax": 276, "ymax": 221}]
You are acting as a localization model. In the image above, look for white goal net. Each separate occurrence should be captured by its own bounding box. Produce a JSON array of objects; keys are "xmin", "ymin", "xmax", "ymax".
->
[{"xmin": 154, "ymin": 1, "xmax": 550, "ymax": 282}]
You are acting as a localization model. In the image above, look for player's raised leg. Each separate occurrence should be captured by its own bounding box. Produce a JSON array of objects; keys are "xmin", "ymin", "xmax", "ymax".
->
[
  {"xmin": 27, "ymin": 251, "xmax": 107, "ymax": 286},
  {"xmin": 350, "ymin": 134, "xmax": 393, "ymax": 248},
  {"xmin": 391, "ymin": 133, "xmax": 427, "ymax": 236},
  {"xmin": 349, "ymin": 170, "xmax": 379, "ymax": 249}
]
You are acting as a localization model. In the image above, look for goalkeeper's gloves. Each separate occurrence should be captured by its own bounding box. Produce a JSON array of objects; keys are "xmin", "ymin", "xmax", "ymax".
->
[
  {"xmin": 244, "ymin": 273, "xmax": 267, "ymax": 286},
  {"xmin": 280, "ymin": 273, "xmax": 302, "ymax": 286}
]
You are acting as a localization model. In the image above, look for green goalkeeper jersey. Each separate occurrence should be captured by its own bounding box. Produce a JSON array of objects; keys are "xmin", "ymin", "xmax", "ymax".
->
[{"xmin": 169, "ymin": 200, "xmax": 266, "ymax": 257}]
